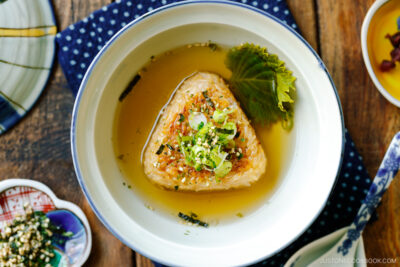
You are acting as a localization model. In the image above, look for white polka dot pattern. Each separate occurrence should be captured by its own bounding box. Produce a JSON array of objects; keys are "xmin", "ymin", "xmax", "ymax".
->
[{"xmin": 56, "ymin": 0, "xmax": 297, "ymax": 94}]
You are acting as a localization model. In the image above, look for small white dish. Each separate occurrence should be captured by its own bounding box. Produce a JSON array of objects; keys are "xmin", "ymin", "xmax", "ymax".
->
[
  {"xmin": 361, "ymin": 0, "xmax": 400, "ymax": 107},
  {"xmin": 0, "ymin": 178, "xmax": 92, "ymax": 266},
  {"xmin": 72, "ymin": 1, "xmax": 344, "ymax": 266}
]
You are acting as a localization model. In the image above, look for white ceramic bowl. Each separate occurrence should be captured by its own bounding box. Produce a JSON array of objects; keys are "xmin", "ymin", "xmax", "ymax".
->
[
  {"xmin": 71, "ymin": 1, "xmax": 344, "ymax": 266},
  {"xmin": 361, "ymin": 0, "xmax": 400, "ymax": 107}
]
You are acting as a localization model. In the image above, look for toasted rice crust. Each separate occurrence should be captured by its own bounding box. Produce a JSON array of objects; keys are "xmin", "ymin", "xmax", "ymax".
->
[{"xmin": 143, "ymin": 72, "xmax": 267, "ymax": 191}]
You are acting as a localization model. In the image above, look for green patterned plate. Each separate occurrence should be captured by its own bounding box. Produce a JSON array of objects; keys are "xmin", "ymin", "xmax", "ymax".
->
[{"xmin": 0, "ymin": 0, "xmax": 56, "ymax": 134}]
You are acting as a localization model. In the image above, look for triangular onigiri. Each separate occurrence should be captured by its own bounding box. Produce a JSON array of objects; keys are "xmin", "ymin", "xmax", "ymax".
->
[{"xmin": 144, "ymin": 72, "xmax": 266, "ymax": 191}]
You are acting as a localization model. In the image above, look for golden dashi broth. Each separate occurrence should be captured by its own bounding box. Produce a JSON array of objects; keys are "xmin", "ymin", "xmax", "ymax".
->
[{"xmin": 113, "ymin": 45, "xmax": 291, "ymax": 222}]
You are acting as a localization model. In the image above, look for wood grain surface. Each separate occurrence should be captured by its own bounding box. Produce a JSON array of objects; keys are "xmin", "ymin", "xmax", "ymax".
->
[{"xmin": 0, "ymin": 0, "xmax": 399, "ymax": 266}]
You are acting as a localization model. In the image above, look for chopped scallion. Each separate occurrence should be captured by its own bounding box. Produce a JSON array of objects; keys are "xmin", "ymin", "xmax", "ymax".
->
[
  {"xmin": 216, "ymin": 128, "xmax": 234, "ymax": 135},
  {"xmin": 198, "ymin": 121, "xmax": 204, "ymax": 130}
]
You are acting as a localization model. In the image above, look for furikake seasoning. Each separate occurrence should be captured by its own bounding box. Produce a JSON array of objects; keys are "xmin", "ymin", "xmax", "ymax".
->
[{"xmin": 0, "ymin": 203, "xmax": 73, "ymax": 266}]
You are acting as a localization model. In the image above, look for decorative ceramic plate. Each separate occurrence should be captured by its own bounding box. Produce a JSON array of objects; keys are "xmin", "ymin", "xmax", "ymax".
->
[
  {"xmin": 0, "ymin": 0, "xmax": 56, "ymax": 134},
  {"xmin": 0, "ymin": 179, "xmax": 92, "ymax": 266}
]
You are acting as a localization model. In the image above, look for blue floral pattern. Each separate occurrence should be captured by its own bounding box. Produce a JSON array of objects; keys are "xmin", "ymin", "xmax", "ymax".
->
[{"xmin": 337, "ymin": 132, "xmax": 400, "ymax": 256}]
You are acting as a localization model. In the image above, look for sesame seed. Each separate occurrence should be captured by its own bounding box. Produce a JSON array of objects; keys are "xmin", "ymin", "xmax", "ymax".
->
[{"xmin": 0, "ymin": 203, "xmax": 71, "ymax": 265}]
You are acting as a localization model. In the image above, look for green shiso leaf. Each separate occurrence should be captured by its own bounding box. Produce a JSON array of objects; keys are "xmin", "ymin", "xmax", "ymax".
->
[{"xmin": 225, "ymin": 43, "xmax": 296, "ymax": 129}]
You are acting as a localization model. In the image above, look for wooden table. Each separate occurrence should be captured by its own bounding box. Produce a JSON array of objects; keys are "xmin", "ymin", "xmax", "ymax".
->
[{"xmin": 1, "ymin": 0, "xmax": 399, "ymax": 266}]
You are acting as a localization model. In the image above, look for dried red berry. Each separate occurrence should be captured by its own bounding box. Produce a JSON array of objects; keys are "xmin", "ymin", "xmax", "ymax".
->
[
  {"xmin": 391, "ymin": 47, "xmax": 400, "ymax": 62},
  {"xmin": 386, "ymin": 32, "xmax": 400, "ymax": 47},
  {"xmin": 380, "ymin": 60, "xmax": 395, "ymax": 72}
]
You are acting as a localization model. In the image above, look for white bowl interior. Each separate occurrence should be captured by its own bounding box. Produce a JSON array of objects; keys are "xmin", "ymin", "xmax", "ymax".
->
[{"xmin": 73, "ymin": 3, "xmax": 343, "ymax": 266}]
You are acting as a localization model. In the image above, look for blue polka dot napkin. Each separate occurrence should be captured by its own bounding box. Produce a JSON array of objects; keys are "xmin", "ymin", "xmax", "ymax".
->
[
  {"xmin": 56, "ymin": 1, "xmax": 373, "ymax": 266},
  {"xmin": 56, "ymin": 0, "xmax": 298, "ymax": 95}
]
